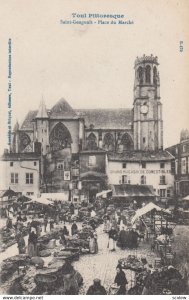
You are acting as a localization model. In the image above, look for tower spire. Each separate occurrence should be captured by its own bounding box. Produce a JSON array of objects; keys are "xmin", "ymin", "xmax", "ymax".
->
[{"xmin": 36, "ymin": 96, "xmax": 48, "ymax": 119}]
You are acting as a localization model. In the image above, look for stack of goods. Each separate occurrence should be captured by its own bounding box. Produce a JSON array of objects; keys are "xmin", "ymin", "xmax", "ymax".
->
[
  {"xmin": 0, "ymin": 225, "xmax": 29, "ymax": 252},
  {"xmin": 37, "ymin": 228, "xmax": 63, "ymax": 252},
  {"xmin": 2, "ymin": 255, "xmax": 83, "ymax": 295},
  {"xmin": 35, "ymin": 260, "xmax": 83, "ymax": 295},
  {"xmin": 106, "ymin": 205, "xmax": 115, "ymax": 215},
  {"xmin": 0, "ymin": 228, "xmax": 15, "ymax": 251},
  {"xmin": 66, "ymin": 237, "xmax": 89, "ymax": 250},
  {"xmin": 118, "ymin": 255, "xmax": 145, "ymax": 272},
  {"xmin": 65, "ymin": 225, "xmax": 95, "ymax": 254},
  {"xmin": 78, "ymin": 208, "xmax": 90, "ymax": 221},
  {"xmin": 20, "ymin": 266, "xmax": 38, "ymax": 294},
  {"xmin": 128, "ymin": 266, "xmax": 185, "ymax": 295},
  {"xmin": 96, "ymin": 208, "xmax": 105, "ymax": 218},
  {"xmin": 53, "ymin": 248, "xmax": 80, "ymax": 261},
  {"xmin": 0, "ymin": 254, "xmax": 30, "ymax": 284}
]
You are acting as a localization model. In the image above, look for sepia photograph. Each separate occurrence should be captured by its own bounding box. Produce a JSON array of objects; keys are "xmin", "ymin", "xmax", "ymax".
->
[{"xmin": 0, "ymin": 0, "xmax": 189, "ymax": 297}]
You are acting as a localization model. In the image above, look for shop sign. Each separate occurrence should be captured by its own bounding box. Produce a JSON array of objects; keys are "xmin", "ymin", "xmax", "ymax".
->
[{"xmin": 110, "ymin": 169, "xmax": 172, "ymax": 175}]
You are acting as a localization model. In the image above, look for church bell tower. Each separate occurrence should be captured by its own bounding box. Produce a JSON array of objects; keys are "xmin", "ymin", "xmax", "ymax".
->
[{"xmin": 133, "ymin": 54, "xmax": 163, "ymax": 151}]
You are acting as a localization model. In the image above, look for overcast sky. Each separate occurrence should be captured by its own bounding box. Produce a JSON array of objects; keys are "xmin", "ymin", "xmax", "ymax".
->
[{"xmin": 0, "ymin": 0, "xmax": 189, "ymax": 153}]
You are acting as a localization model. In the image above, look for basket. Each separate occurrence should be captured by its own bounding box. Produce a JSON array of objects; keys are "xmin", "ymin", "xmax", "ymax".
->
[
  {"xmin": 35, "ymin": 274, "xmax": 57, "ymax": 286},
  {"xmin": 109, "ymin": 284, "xmax": 119, "ymax": 295}
]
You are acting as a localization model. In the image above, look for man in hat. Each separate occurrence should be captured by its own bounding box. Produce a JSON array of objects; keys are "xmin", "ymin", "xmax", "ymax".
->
[{"xmin": 86, "ymin": 279, "xmax": 107, "ymax": 295}]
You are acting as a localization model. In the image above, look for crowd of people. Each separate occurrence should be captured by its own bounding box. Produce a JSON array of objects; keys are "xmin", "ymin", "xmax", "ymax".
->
[
  {"xmin": 13, "ymin": 205, "xmax": 100, "ymax": 257},
  {"xmin": 2, "ymin": 197, "xmax": 187, "ymax": 295}
]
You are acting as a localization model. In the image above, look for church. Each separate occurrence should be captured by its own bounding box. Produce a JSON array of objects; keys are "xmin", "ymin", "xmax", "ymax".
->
[{"xmin": 1, "ymin": 55, "xmax": 175, "ymax": 203}]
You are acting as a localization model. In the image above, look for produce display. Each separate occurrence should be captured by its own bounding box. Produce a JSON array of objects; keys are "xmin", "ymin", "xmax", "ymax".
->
[
  {"xmin": 128, "ymin": 266, "xmax": 185, "ymax": 295},
  {"xmin": 0, "ymin": 254, "xmax": 30, "ymax": 283},
  {"xmin": 0, "ymin": 225, "xmax": 29, "ymax": 252},
  {"xmin": 118, "ymin": 255, "xmax": 145, "ymax": 271}
]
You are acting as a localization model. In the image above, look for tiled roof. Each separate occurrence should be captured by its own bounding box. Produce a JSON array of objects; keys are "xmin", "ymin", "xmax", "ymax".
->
[
  {"xmin": 76, "ymin": 108, "xmax": 132, "ymax": 130},
  {"xmin": 80, "ymin": 149, "xmax": 106, "ymax": 154},
  {"xmin": 19, "ymin": 97, "xmax": 133, "ymax": 131},
  {"xmin": 108, "ymin": 150, "xmax": 174, "ymax": 162},
  {"xmin": 50, "ymin": 98, "xmax": 78, "ymax": 119},
  {"xmin": 20, "ymin": 110, "xmax": 37, "ymax": 130},
  {"xmin": 20, "ymin": 107, "xmax": 133, "ymax": 131},
  {"xmin": 1, "ymin": 153, "xmax": 41, "ymax": 161}
]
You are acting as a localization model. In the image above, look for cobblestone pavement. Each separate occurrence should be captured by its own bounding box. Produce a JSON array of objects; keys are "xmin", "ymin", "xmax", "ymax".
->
[
  {"xmin": 0, "ymin": 220, "xmax": 156, "ymax": 295},
  {"xmin": 73, "ymin": 225, "xmax": 156, "ymax": 295}
]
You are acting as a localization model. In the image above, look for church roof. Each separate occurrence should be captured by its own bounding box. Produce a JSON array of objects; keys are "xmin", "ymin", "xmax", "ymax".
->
[
  {"xmin": 50, "ymin": 98, "xmax": 78, "ymax": 119},
  {"xmin": 108, "ymin": 150, "xmax": 174, "ymax": 162},
  {"xmin": 20, "ymin": 99, "xmax": 133, "ymax": 130},
  {"xmin": 76, "ymin": 108, "xmax": 132, "ymax": 130},
  {"xmin": 20, "ymin": 110, "xmax": 38, "ymax": 130}
]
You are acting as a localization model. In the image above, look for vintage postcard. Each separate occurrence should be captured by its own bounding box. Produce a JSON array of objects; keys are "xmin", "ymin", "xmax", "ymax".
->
[{"xmin": 0, "ymin": 0, "xmax": 189, "ymax": 298}]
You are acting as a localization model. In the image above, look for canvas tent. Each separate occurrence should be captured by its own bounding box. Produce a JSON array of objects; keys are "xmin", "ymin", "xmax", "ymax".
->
[
  {"xmin": 183, "ymin": 195, "xmax": 189, "ymax": 201},
  {"xmin": 96, "ymin": 190, "xmax": 112, "ymax": 198},
  {"xmin": 0, "ymin": 188, "xmax": 17, "ymax": 200},
  {"xmin": 132, "ymin": 202, "xmax": 170, "ymax": 224},
  {"xmin": 42, "ymin": 192, "xmax": 69, "ymax": 202}
]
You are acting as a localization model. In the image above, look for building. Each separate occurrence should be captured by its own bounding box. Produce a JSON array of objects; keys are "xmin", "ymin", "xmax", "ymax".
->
[
  {"xmin": 0, "ymin": 151, "xmax": 41, "ymax": 197},
  {"xmin": 166, "ymin": 130, "xmax": 189, "ymax": 198},
  {"xmin": 0, "ymin": 55, "xmax": 175, "ymax": 202},
  {"xmin": 79, "ymin": 150, "xmax": 108, "ymax": 202},
  {"xmin": 107, "ymin": 150, "xmax": 174, "ymax": 200}
]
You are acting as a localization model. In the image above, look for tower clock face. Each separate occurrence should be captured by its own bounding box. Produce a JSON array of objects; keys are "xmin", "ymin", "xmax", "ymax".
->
[{"xmin": 140, "ymin": 104, "xmax": 148, "ymax": 114}]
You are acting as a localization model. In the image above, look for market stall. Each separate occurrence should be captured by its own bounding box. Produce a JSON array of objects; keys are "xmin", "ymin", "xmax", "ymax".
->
[
  {"xmin": 131, "ymin": 202, "xmax": 175, "ymax": 238},
  {"xmin": 0, "ymin": 189, "xmax": 18, "ymax": 217}
]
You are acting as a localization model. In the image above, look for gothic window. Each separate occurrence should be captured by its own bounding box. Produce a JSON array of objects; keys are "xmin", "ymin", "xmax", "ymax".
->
[
  {"xmin": 145, "ymin": 65, "xmax": 151, "ymax": 83},
  {"xmin": 87, "ymin": 133, "xmax": 97, "ymax": 150},
  {"xmin": 19, "ymin": 132, "xmax": 31, "ymax": 152},
  {"xmin": 120, "ymin": 133, "xmax": 134, "ymax": 151},
  {"xmin": 103, "ymin": 133, "xmax": 115, "ymax": 151},
  {"xmin": 49, "ymin": 122, "xmax": 72, "ymax": 152},
  {"xmin": 137, "ymin": 66, "xmax": 143, "ymax": 84},
  {"xmin": 153, "ymin": 66, "xmax": 157, "ymax": 84}
]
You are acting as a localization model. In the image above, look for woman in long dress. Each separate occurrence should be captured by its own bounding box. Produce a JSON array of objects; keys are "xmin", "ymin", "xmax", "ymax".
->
[
  {"xmin": 89, "ymin": 232, "xmax": 98, "ymax": 254},
  {"xmin": 17, "ymin": 234, "xmax": 26, "ymax": 254},
  {"xmin": 28, "ymin": 231, "xmax": 38, "ymax": 257},
  {"xmin": 114, "ymin": 265, "xmax": 128, "ymax": 294}
]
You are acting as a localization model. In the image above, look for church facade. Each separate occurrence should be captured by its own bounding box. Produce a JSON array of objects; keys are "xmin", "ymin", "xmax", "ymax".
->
[{"xmin": 1, "ymin": 55, "xmax": 175, "ymax": 202}]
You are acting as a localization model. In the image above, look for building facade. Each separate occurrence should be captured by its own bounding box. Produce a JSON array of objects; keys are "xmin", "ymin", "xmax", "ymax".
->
[
  {"xmin": 166, "ymin": 130, "xmax": 189, "ymax": 198},
  {"xmin": 107, "ymin": 151, "xmax": 174, "ymax": 199},
  {"xmin": 0, "ymin": 152, "xmax": 41, "ymax": 196},
  {"xmin": 0, "ymin": 55, "xmax": 175, "ymax": 202}
]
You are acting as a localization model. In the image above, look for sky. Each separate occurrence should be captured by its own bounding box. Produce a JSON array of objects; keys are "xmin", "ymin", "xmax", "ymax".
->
[{"xmin": 0, "ymin": 0, "xmax": 189, "ymax": 154}]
